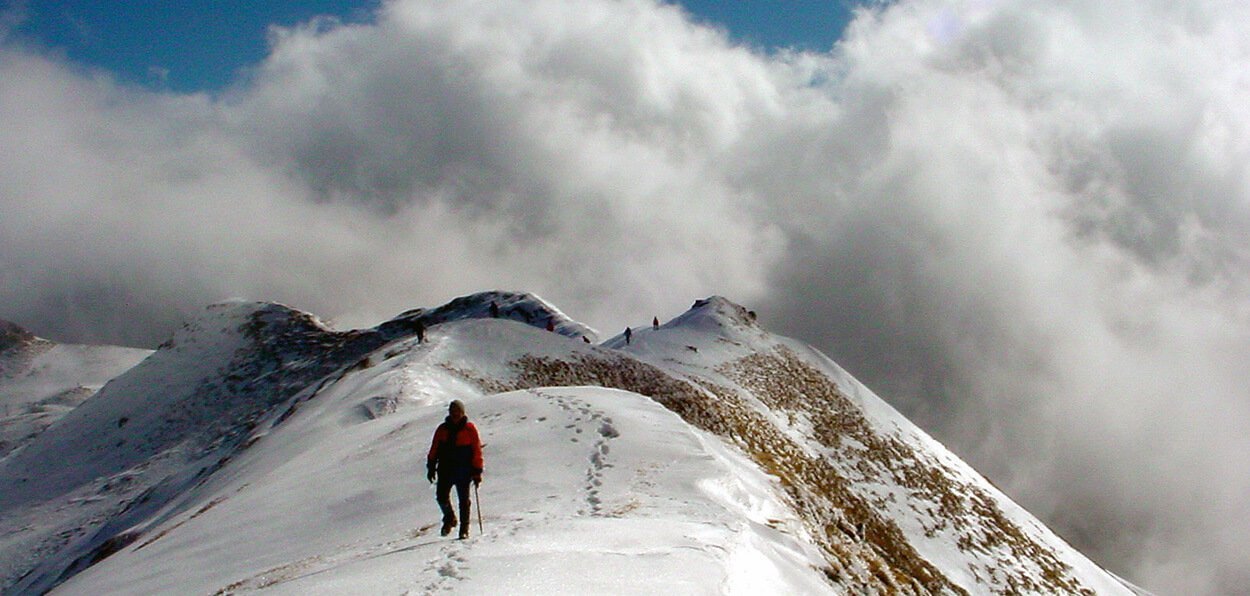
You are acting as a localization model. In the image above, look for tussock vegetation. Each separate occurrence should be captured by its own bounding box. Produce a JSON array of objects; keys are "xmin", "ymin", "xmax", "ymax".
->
[
  {"xmin": 445, "ymin": 351, "xmax": 949, "ymax": 592},
  {"xmin": 720, "ymin": 347, "xmax": 1094, "ymax": 595},
  {"xmin": 442, "ymin": 344, "xmax": 1098, "ymax": 594}
]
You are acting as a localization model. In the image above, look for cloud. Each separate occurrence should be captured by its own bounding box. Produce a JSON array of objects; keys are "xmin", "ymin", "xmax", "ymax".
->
[
  {"xmin": 0, "ymin": 0, "xmax": 785, "ymax": 345},
  {"xmin": 759, "ymin": 1, "xmax": 1250, "ymax": 592},
  {"xmin": 1, "ymin": 0, "xmax": 1248, "ymax": 592}
]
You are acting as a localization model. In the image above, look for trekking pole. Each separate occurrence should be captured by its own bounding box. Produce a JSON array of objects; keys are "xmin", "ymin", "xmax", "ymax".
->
[{"xmin": 475, "ymin": 483, "xmax": 484, "ymax": 535}]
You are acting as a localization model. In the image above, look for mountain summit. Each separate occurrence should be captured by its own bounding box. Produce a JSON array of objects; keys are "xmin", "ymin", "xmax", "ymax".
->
[
  {"xmin": 0, "ymin": 292, "xmax": 1141, "ymax": 594},
  {"xmin": 0, "ymin": 319, "xmax": 37, "ymax": 353}
]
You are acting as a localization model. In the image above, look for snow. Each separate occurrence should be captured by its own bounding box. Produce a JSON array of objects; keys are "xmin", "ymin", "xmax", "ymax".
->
[
  {"xmin": 616, "ymin": 297, "xmax": 1138, "ymax": 594},
  {"xmin": 389, "ymin": 290, "xmax": 599, "ymax": 342},
  {"xmin": 52, "ymin": 381, "xmax": 830, "ymax": 594},
  {"xmin": 774, "ymin": 338, "xmax": 1140, "ymax": 595},
  {"xmin": 0, "ymin": 292, "xmax": 1142, "ymax": 594},
  {"xmin": 0, "ymin": 337, "xmax": 151, "ymax": 458}
]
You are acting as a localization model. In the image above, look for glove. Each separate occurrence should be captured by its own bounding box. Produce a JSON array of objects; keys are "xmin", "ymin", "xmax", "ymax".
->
[
  {"xmin": 473, "ymin": 473, "xmax": 482, "ymax": 486},
  {"xmin": 427, "ymin": 464, "xmax": 436, "ymax": 484}
]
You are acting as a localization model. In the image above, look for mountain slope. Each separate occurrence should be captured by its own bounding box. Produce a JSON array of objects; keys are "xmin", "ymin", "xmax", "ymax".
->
[
  {"xmin": 0, "ymin": 292, "xmax": 1137, "ymax": 594},
  {"xmin": 0, "ymin": 320, "xmax": 150, "ymax": 459},
  {"xmin": 58, "ymin": 383, "xmax": 833, "ymax": 594},
  {"xmin": 615, "ymin": 298, "xmax": 1132, "ymax": 593},
  {"xmin": 462, "ymin": 297, "xmax": 1133, "ymax": 593}
]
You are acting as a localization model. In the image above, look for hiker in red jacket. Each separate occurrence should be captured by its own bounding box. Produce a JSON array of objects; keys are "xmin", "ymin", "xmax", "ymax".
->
[{"xmin": 427, "ymin": 400, "xmax": 484, "ymax": 538}]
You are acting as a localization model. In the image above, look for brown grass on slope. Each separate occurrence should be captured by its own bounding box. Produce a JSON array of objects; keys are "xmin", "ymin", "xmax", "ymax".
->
[
  {"xmin": 444, "ymin": 351, "xmax": 968, "ymax": 593},
  {"xmin": 719, "ymin": 347, "xmax": 1094, "ymax": 595}
]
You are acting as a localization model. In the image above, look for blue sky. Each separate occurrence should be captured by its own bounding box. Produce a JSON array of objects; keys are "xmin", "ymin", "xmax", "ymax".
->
[{"xmin": 8, "ymin": 1, "xmax": 856, "ymax": 92}]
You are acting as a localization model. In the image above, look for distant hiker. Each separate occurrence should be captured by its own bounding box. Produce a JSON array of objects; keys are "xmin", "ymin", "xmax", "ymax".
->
[
  {"xmin": 415, "ymin": 319, "xmax": 426, "ymax": 343},
  {"xmin": 652, "ymin": 316, "xmax": 659, "ymax": 329},
  {"xmin": 490, "ymin": 301, "xmax": 499, "ymax": 318},
  {"xmin": 624, "ymin": 326, "xmax": 632, "ymax": 345},
  {"xmin": 427, "ymin": 400, "xmax": 484, "ymax": 539},
  {"xmin": 546, "ymin": 317, "xmax": 555, "ymax": 332}
]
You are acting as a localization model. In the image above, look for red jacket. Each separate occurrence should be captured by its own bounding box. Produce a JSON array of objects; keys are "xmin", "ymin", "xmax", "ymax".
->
[{"xmin": 427, "ymin": 417, "xmax": 484, "ymax": 476}]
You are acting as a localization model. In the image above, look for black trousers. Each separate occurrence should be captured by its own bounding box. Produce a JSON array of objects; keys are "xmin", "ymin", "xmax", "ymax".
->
[{"xmin": 436, "ymin": 475, "xmax": 472, "ymax": 530}]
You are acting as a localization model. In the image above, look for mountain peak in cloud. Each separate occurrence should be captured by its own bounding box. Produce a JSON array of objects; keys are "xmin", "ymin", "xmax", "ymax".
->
[
  {"xmin": 672, "ymin": 295, "xmax": 762, "ymax": 330},
  {"xmin": 385, "ymin": 290, "xmax": 599, "ymax": 341}
]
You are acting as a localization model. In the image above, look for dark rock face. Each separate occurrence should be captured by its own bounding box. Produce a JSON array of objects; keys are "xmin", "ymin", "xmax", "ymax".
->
[
  {"xmin": 0, "ymin": 319, "xmax": 36, "ymax": 353},
  {"xmin": 383, "ymin": 290, "xmax": 598, "ymax": 341}
]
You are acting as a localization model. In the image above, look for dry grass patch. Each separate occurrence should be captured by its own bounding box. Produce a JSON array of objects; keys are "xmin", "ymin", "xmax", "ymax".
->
[
  {"xmin": 440, "ymin": 351, "xmax": 963, "ymax": 593},
  {"xmin": 720, "ymin": 347, "xmax": 1094, "ymax": 595},
  {"xmin": 438, "ymin": 345, "xmax": 1096, "ymax": 594}
]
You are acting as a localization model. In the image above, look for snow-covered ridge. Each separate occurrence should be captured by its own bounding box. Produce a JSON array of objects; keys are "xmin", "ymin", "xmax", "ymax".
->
[
  {"xmin": 0, "ymin": 292, "xmax": 1136, "ymax": 594},
  {"xmin": 0, "ymin": 320, "xmax": 150, "ymax": 459},
  {"xmin": 668, "ymin": 296, "xmax": 763, "ymax": 333},
  {"xmin": 386, "ymin": 290, "xmax": 598, "ymax": 341},
  {"xmin": 455, "ymin": 303, "xmax": 1133, "ymax": 593}
]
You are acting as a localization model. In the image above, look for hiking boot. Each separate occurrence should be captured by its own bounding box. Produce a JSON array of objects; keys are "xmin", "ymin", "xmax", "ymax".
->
[
  {"xmin": 441, "ymin": 519, "xmax": 457, "ymax": 536},
  {"xmin": 458, "ymin": 526, "xmax": 469, "ymax": 540}
]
